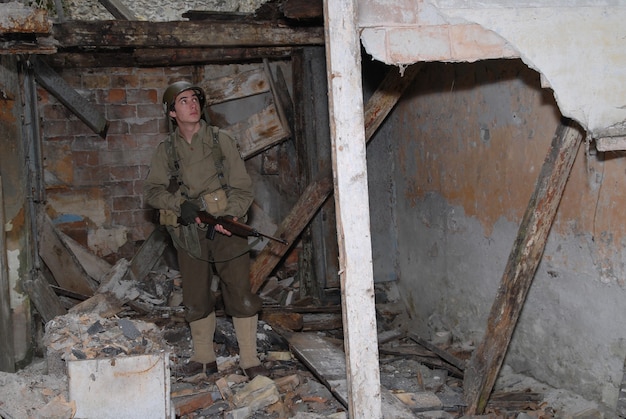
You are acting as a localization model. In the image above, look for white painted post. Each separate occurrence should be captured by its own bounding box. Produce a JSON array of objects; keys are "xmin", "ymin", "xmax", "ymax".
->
[{"xmin": 322, "ymin": 1, "xmax": 383, "ymax": 418}]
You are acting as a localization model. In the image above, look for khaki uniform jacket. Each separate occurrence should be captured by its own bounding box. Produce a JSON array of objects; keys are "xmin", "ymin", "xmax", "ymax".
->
[{"xmin": 143, "ymin": 120, "xmax": 253, "ymax": 218}]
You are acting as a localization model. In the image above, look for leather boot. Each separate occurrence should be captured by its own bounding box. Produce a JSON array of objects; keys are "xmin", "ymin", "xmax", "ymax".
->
[
  {"xmin": 180, "ymin": 313, "xmax": 218, "ymax": 376},
  {"xmin": 233, "ymin": 314, "xmax": 268, "ymax": 379}
]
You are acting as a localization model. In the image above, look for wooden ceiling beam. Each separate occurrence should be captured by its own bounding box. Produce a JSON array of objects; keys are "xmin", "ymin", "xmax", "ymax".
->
[
  {"xmin": 51, "ymin": 20, "xmax": 323, "ymax": 49},
  {"xmin": 44, "ymin": 46, "xmax": 295, "ymax": 68}
]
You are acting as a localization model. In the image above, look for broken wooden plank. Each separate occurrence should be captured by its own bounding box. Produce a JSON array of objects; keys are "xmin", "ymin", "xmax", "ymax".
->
[
  {"xmin": 173, "ymin": 391, "xmax": 214, "ymax": 416},
  {"xmin": 69, "ymin": 259, "xmax": 132, "ymax": 317},
  {"xmin": 378, "ymin": 346, "xmax": 464, "ymax": 379},
  {"xmin": 249, "ymin": 63, "xmax": 421, "ymax": 293},
  {"xmin": 287, "ymin": 332, "xmax": 417, "ymax": 418},
  {"xmin": 39, "ymin": 214, "xmax": 98, "ymax": 297},
  {"xmin": 230, "ymin": 103, "xmax": 291, "ymax": 159},
  {"xmin": 0, "ymin": 176, "xmax": 15, "ymax": 372},
  {"xmin": 250, "ymin": 174, "xmax": 333, "ymax": 293},
  {"xmin": 463, "ymin": 119, "xmax": 584, "ymax": 414},
  {"xmin": 363, "ymin": 64, "xmax": 422, "ymax": 141},
  {"xmin": 260, "ymin": 311, "xmax": 303, "ymax": 331},
  {"xmin": 377, "ymin": 328, "xmax": 405, "ymax": 345},
  {"xmin": 59, "ymin": 231, "xmax": 111, "ymax": 284},
  {"xmin": 124, "ymin": 226, "xmax": 169, "ymax": 282},
  {"xmin": 31, "ymin": 56, "xmax": 109, "ymax": 138},
  {"xmin": 22, "ymin": 272, "xmax": 66, "ymax": 323},
  {"xmin": 263, "ymin": 59, "xmax": 292, "ymax": 140},
  {"xmin": 409, "ymin": 332, "xmax": 466, "ymax": 371},
  {"xmin": 203, "ymin": 67, "xmax": 269, "ymax": 106}
]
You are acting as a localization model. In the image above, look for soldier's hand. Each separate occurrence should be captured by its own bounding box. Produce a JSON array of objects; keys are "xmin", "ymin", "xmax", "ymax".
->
[{"xmin": 180, "ymin": 201, "xmax": 200, "ymax": 226}]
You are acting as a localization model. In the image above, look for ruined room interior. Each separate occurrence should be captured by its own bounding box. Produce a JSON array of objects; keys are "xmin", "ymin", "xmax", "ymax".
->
[{"xmin": 1, "ymin": 0, "xmax": 626, "ymax": 418}]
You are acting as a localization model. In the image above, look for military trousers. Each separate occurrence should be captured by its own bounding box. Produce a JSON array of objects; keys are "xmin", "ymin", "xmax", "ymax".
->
[{"xmin": 176, "ymin": 226, "xmax": 262, "ymax": 322}]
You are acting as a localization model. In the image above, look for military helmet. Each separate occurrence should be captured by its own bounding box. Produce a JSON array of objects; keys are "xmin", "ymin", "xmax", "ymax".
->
[{"xmin": 162, "ymin": 81, "xmax": 206, "ymax": 114}]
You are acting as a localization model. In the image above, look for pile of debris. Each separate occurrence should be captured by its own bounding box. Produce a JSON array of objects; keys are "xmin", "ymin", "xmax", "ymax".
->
[{"xmin": 1, "ymin": 225, "xmax": 604, "ymax": 418}]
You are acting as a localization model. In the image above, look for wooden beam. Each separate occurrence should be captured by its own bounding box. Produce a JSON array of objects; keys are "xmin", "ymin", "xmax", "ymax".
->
[
  {"xmin": 324, "ymin": 0, "xmax": 381, "ymax": 416},
  {"xmin": 97, "ymin": 0, "xmax": 136, "ymax": 20},
  {"xmin": 286, "ymin": 332, "xmax": 416, "ymax": 416},
  {"xmin": 31, "ymin": 56, "xmax": 109, "ymax": 138},
  {"xmin": 250, "ymin": 174, "xmax": 333, "ymax": 293},
  {"xmin": 22, "ymin": 272, "xmax": 66, "ymax": 324},
  {"xmin": 250, "ymin": 64, "xmax": 420, "ymax": 292},
  {"xmin": 124, "ymin": 226, "xmax": 169, "ymax": 282},
  {"xmin": 45, "ymin": 47, "xmax": 294, "ymax": 68},
  {"xmin": 38, "ymin": 214, "xmax": 98, "ymax": 297},
  {"xmin": 463, "ymin": 119, "xmax": 583, "ymax": 414},
  {"xmin": 283, "ymin": 0, "xmax": 323, "ymax": 20},
  {"xmin": 0, "ymin": 175, "xmax": 15, "ymax": 372},
  {"xmin": 51, "ymin": 20, "xmax": 323, "ymax": 49}
]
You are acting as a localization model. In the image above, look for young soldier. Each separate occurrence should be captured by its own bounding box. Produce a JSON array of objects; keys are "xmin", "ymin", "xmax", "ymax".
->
[{"xmin": 143, "ymin": 81, "xmax": 268, "ymax": 379}]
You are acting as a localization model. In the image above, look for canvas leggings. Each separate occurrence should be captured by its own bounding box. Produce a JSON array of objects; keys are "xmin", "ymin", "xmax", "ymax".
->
[{"xmin": 176, "ymin": 227, "xmax": 262, "ymax": 322}]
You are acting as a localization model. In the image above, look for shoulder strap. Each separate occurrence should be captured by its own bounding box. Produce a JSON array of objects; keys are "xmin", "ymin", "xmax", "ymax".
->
[
  {"xmin": 211, "ymin": 128, "xmax": 229, "ymax": 191},
  {"xmin": 164, "ymin": 133, "xmax": 190, "ymax": 197}
]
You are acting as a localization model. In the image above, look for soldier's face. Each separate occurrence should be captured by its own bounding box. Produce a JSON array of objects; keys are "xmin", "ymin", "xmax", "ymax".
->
[{"xmin": 169, "ymin": 91, "xmax": 201, "ymax": 124}]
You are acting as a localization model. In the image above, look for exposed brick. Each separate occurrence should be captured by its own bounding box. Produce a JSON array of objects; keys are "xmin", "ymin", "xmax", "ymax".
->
[
  {"xmin": 83, "ymin": 73, "xmax": 110, "ymax": 89},
  {"xmin": 107, "ymin": 180, "xmax": 135, "ymax": 196},
  {"xmin": 107, "ymin": 134, "xmax": 138, "ymax": 150},
  {"xmin": 36, "ymin": 87, "xmax": 51, "ymax": 104},
  {"xmin": 128, "ymin": 119, "xmax": 159, "ymax": 134},
  {"xmin": 138, "ymin": 68, "xmax": 166, "ymax": 88},
  {"xmin": 101, "ymin": 149, "xmax": 152, "ymax": 166},
  {"xmin": 107, "ymin": 104, "xmax": 137, "ymax": 120},
  {"xmin": 71, "ymin": 135, "xmax": 107, "ymax": 151},
  {"xmin": 106, "ymin": 120, "xmax": 130, "ymax": 135},
  {"xmin": 112, "ymin": 196, "xmax": 142, "ymax": 211},
  {"xmin": 127, "ymin": 89, "xmax": 159, "ymax": 104},
  {"xmin": 74, "ymin": 166, "xmax": 106, "ymax": 186},
  {"xmin": 137, "ymin": 104, "xmax": 163, "ymax": 119},
  {"xmin": 73, "ymin": 150, "xmax": 100, "ymax": 166},
  {"xmin": 109, "ymin": 165, "xmax": 141, "ymax": 182},
  {"xmin": 42, "ymin": 103, "xmax": 71, "ymax": 120},
  {"xmin": 106, "ymin": 89, "xmax": 127, "ymax": 104},
  {"xmin": 42, "ymin": 120, "xmax": 68, "ymax": 137},
  {"xmin": 135, "ymin": 133, "xmax": 164, "ymax": 150},
  {"xmin": 67, "ymin": 118, "xmax": 95, "ymax": 135},
  {"xmin": 111, "ymin": 74, "xmax": 140, "ymax": 88}
]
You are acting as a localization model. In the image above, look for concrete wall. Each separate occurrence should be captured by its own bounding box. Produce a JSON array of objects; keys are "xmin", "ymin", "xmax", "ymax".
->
[{"xmin": 368, "ymin": 58, "xmax": 626, "ymax": 409}]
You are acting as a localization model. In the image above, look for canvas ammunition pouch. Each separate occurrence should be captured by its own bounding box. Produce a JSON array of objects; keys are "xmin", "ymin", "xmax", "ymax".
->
[
  {"xmin": 201, "ymin": 188, "xmax": 228, "ymax": 216},
  {"xmin": 159, "ymin": 209, "xmax": 179, "ymax": 226}
]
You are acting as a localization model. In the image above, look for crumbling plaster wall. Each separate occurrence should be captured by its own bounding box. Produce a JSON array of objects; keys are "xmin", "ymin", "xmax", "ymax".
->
[
  {"xmin": 359, "ymin": 0, "xmax": 626, "ymax": 143},
  {"xmin": 359, "ymin": 0, "xmax": 626, "ymax": 409},
  {"xmin": 371, "ymin": 57, "xmax": 626, "ymax": 409}
]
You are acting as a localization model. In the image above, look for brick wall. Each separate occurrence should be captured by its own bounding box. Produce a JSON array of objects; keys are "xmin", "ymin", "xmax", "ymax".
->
[{"xmin": 39, "ymin": 66, "xmax": 196, "ymax": 262}]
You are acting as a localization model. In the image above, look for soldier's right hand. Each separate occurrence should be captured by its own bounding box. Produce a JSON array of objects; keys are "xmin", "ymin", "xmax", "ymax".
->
[{"xmin": 180, "ymin": 200, "xmax": 200, "ymax": 226}]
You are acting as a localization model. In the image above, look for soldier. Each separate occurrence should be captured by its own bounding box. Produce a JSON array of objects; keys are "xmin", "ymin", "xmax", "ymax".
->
[{"xmin": 143, "ymin": 81, "xmax": 268, "ymax": 379}]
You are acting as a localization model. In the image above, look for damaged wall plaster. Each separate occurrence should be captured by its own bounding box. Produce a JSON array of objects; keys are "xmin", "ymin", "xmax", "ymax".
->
[
  {"xmin": 377, "ymin": 58, "xmax": 626, "ymax": 411},
  {"xmin": 358, "ymin": 0, "xmax": 626, "ymax": 143}
]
